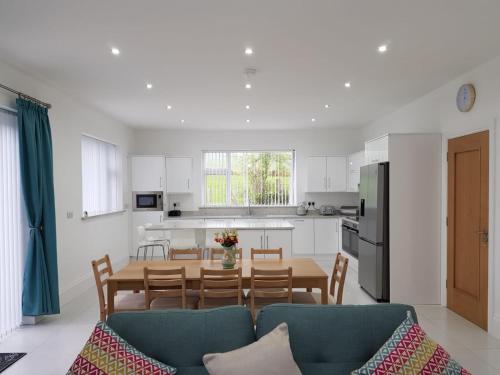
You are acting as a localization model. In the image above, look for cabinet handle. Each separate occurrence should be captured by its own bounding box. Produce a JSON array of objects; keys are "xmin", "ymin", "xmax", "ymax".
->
[
  {"xmin": 187, "ymin": 179, "xmax": 190, "ymax": 190},
  {"xmin": 294, "ymin": 219, "xmax": 304, "ymax": 222},
  {"xmin": 324, "ymin": 177, "xmax": 327, "ymax": 190},
  {"xmin": 160, "ymin": 213, "xmax": 163, "ymax": 222},
  {"xmin": 260, "ymin": 235, "xmax": 263, "ymax": 248},
  {"xmin": 160, "ymin": 177, "xmax": 162, "ymax": 188},
  {"xmin": 266, "ymin": 235, "xmax": 269, "ymax": 248}
]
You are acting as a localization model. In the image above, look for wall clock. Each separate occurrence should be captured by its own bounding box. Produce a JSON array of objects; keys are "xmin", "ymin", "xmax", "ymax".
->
[{"xmin": 456, "ymin": 83, "xmax": 476, "ymax": 112}]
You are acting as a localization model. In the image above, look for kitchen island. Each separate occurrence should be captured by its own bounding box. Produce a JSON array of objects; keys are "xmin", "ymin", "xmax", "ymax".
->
[{"xmin": 147, "ymin": 219, "xmax": 294, "ymax": 231}]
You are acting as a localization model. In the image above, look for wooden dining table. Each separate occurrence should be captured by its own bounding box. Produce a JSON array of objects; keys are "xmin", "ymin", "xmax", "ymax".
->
[{"xmin": 107, "ymin": 258, "xmax": 329, "ymax": 314}]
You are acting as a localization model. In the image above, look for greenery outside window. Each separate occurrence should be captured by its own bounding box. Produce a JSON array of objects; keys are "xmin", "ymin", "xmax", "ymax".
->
[{"xmin": 203, "ymin": 150, "xmax": 295, "ymax": 207}]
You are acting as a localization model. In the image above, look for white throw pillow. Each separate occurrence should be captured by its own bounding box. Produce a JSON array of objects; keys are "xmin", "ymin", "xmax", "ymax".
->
[{"xmin": 203, "ymin": 322, "xmax": 302, "ymax": 375}]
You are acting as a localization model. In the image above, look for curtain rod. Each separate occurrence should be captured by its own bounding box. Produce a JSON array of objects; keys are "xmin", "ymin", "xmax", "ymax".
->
[{"xmin": 0, "ymin": 83, "xmax": 52, "ymax": 109}]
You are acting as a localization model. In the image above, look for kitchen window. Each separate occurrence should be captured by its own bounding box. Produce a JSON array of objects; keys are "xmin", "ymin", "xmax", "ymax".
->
[
  {"xmin": 81, "ymin": 135, "xmax": 122, "ymax": 217},
  {"xmin": 203, "ymin": 151, "xmax": 295, "ymax": 207}
]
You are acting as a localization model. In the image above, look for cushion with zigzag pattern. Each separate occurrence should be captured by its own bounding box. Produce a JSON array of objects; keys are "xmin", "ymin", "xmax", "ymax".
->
[
  {"xmin": 67, "ymin": 321, "xmax": 176, "ymax": 375},
  {"xmin": 352, "ymin": 311, "xmax": 470, "ymax": 375}
]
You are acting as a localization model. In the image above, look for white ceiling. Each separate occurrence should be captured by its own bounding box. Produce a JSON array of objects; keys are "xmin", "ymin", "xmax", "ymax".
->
[{"xmin": 1, "ymin": 0, "xmax": 500, "ymax": 130}]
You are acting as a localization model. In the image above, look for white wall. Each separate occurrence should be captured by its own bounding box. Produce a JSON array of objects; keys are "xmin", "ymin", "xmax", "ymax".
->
[
  {"xmin": 361, "ymin": 55, "xmax": 500, "ymax": 337},
  {"xmin": 0, "ymin": 60, "xmax": 133, "ymax": 306},
  {"xmin": 131, "ymin": 128, "xmax": 364, "ymax": 210}
]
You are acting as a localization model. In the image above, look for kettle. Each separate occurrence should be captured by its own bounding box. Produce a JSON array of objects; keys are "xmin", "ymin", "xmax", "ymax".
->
[{"xmin": 296, "ymin": 202, "xmax": 308, "ymax": 216}]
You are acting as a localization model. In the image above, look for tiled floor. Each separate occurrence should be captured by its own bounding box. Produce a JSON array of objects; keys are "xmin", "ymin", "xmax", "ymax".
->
[{"xmin": 1, "ymin": 260, "xmax": 499, "ymax": 374}]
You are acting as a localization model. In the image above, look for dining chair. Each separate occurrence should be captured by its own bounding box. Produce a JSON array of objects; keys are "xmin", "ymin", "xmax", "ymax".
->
[
  {"xmin": 136, "ymin": 225, "xmax": 167, "ymax": 260},
  {"xmin": 248, "ymin": 267, "xmax": 292, "ymax": 321},
  {"xmin": 292, "ymin": 252, "xmax": 349, "ymax": 305},
  {"xmin": 91, "ymin": 254, "xmax": 145, "ymax": 321},
  {"xmin": 143, "ymin": 266, "xmax": 198, "ymax": 309},
  {"xmin": 250, "ymin": 248, "xmax": 283, "ymax": 260},
  {"xmin": 169, "ymin": 248, "xmax": 203, "ymax": 260},
  {"xmin": 198, "ymin": 268, "xmax": 243, "ymax": 309},
  {"xmin": 209, "ymin": 248, "xmax": 243, "ymax": 260}
]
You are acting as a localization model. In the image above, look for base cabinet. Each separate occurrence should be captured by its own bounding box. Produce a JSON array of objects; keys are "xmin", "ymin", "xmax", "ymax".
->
[
  {"xmin": 313, "ymin": 218, "xmax": 340, "ymax": 255},
  {"xmin": 291, "ymin": 219, "xmax": 315, "ymax": 255},
  {"xmin": 238, "ymin": 229, "xmax": 292, "ymax": 258}
]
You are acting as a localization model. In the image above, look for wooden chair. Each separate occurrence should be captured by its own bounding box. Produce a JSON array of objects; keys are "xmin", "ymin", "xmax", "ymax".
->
[
  {"xmin": 248, "ymin": 267, "xmax": 292, "ymax": 321},
  {"xmin": 91, "ymin": 254, "xmax": 145, "ymax": 321},
  {"xmin": 250, "ymin": 248, "xmax": 283, "ymax": 260},
  {"xmin": 168, "ymin": 248, "xmax": 203, "ymax": 260},
  {"xmin": 143, "ymin": 267, "xmax": 198, "ymax": 309},
  {"xmin": 199, "ymin": 268, "xmax": 243, "ymax": 309},
  {"xmin": 209, "ymin": 248, "xmax": 243, "ymax": 260},
  {"xmin": 292, "ymin": 252, "xmax": 349, "ymax": 305}
]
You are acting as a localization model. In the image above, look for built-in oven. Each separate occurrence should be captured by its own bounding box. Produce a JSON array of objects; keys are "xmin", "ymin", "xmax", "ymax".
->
[
  {"xmin": 132, "ymin": 191, "xmax": 164, "ymax": 211},
  {"xmin": 341, "ymin": 218, "xmax": 359, "ymax": 259}
]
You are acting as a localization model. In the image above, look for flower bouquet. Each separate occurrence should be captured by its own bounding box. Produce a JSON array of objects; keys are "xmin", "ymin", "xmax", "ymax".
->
[{"xmin": 214, "ymin": 229, "xmax": 239, "ymax": 269}]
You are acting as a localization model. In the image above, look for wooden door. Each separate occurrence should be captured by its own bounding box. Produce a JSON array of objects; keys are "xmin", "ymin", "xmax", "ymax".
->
[{"xmin": 447, "ymin": 130, "xmax": 489, "ymax": 330}]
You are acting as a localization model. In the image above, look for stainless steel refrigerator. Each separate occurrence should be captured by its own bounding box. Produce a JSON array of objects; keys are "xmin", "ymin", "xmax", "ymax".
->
[{"xmin": 358, "ymin": 162, "xmax": 390, "ymax": 302}]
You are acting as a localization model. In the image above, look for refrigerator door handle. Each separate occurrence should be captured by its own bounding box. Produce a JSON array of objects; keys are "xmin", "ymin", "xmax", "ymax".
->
[{"xmin": 360, "ymin": 198, "xmax": 365, "ymax": 216}]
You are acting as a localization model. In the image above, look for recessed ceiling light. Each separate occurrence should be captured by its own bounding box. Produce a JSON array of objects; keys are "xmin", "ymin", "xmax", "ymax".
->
[
  {"xmin": 311, "ymin": 118, "xmax": 316, "ymax": 122},
  {"xmin": 246, "ymin": 119, "xmax": 251, "ymax": 123},
  {"xmin": 111, "ymin": 47, "xmax": 120, "ymax": 56},
  {"xmin": 244, "ymin": 47, "xmax": 253, "ymax": 55},
  {"xmin": 245, "ymin": 105, "xmax": 251, "ymax": 110},
  {"xmin": 324, "ymin": 104, "xmax": 330, "ymax": 109},
  {"xmin": 146, "ymin": 83, "xmax": 153, "ymax": 89},
  {"xmin": 166, "ymin": 105, "xmax": 172, "ymax": 110},
  {"xmin": 181, "ymin": 119, "xmax": 185, "ymax": 123},
  {"xmin": 378, "ymin": 44, "xmax": 388, "ymax": 53},
  {"xmin": 245, "ymin": 83, "xmax": 252, "ymax": 89},
  {"xmin": 344, "ymin": 82, "xmax": 351, "ymax": 88}
]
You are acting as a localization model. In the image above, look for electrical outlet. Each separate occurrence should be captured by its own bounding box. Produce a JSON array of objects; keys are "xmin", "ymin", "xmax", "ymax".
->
[{"xmin": 66, "ymin": 211, "xmax": 74, "ymax": 219}]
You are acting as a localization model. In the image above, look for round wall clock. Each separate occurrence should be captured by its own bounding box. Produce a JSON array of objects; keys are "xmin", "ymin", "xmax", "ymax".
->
[{"xmin": 456, "ymin": 83, "xmax": 476, "ymax": 112}]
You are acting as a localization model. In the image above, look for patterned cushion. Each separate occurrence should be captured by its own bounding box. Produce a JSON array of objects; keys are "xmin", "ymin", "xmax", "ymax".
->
[
  {"xmin": 67, "ymin": 321, "xmax": 176, "ymax": 375},
  {"xmin": 352, "ymin": 311, "xmax": 470, "ymax": 375}
]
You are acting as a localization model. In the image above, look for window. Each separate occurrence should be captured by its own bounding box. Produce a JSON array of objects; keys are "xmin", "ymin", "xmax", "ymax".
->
[
  {"xmin": 81, "ymin": 135, "xmax": 122, "ymax": 216},
  {"xmin": 0, "ymin": 108, "xmax": 24, "ymax": 339},
  {"xmin": 203, "ymin": 151, "xmax": 295, "ymax": 207}
]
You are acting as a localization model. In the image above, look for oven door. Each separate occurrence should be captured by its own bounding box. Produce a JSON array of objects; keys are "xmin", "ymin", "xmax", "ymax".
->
[
  {"xmin": 348, "ymin": 228, "xmax": 359, "ymax": 258},
  {"xmin": 342, "ymin": 225, "xmax": 351, "ymax": 252},
  {"xmin": 133, "ymin": 192, "xmax": 163, "ymax": 211}
]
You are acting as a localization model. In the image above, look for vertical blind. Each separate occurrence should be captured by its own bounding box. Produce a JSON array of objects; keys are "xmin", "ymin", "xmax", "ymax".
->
[
  {"xmin": 0, "ymin": 109, "xmax": 24, "ymax": 339},
  {"xmin": 81, "ymin": 135, "xmax": 122, "ymax": 216},
  {"xmin": 203, "ymin": 151, "xmax": 294, "ymax": 206}
]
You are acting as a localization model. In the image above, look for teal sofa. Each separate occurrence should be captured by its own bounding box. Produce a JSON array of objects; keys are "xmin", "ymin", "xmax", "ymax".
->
[{"xmin": 106, "ymin": 304, "xmax": 416, "ymax": 375}]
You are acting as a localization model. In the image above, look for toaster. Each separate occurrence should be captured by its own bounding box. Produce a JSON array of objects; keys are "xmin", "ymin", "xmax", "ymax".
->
[{"xmin": 319, "ymin": 205, "xmax": 337, "ymax": 216}]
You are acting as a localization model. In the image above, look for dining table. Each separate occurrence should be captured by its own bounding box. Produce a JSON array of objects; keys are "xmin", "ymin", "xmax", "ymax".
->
[{"xmin": 107, "ymin": 258, "xmax": 329, "ymax": 314}]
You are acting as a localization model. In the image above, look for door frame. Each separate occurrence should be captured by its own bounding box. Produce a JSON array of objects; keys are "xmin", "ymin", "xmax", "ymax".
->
[{"xmin": 442, "ymin": 120, "xmax": 496, "ymax": 333}]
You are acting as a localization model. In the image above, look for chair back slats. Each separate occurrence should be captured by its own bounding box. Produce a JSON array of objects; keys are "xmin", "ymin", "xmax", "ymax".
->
[
  {"xmin": 169, "ymin": 248, "xmax": 203, "ymax": 260},
  {"xmin": 330, "ymin": 252, "xmax": 349, "ymax": 304},
  {"xmin": 250, "ymin": 248, "xmax": 282, "ymax": 260},
  {"xmin": 144, "ymin": 267, "xmax": 187, "ymax": 309},
  {"xmin": 210, "ymin": 248, "xmax": 243, "ymax": 260},
  {"xmin": 199, "ymin": 267, "xmax": 242, "ymax": 308},
  {"xmin": 250, "ymin": 267, "xmax": 292, "ymax": 320},
  {"xmin": 91, "ymin": 254, "xmax": 113, "ymax": 321}
]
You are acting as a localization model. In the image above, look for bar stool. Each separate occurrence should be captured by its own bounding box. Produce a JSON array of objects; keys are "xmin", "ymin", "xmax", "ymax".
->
[{"xmin": 136, "ymin": 225, "xmax": 167, "ymax": 260}]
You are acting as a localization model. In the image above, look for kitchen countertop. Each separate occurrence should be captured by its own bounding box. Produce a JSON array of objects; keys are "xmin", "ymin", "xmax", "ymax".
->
[
  {"xmin": 147, "ymin": 219, "xmax": 295, "ymax": 230},
  {"xmin": 163, "ymin": 213, "xmax": 346, "ymax": 220}
]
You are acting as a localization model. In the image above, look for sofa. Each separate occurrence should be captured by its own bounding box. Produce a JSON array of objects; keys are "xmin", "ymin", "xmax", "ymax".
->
[{"xmin": 106, "ymin": 303, "xmax": 417, "ymax": 375}]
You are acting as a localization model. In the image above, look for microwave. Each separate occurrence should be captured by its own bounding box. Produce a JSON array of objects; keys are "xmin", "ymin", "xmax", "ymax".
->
[{"xmin": 132, "ymin": 191, "xmax": 164, "ymax": 211}]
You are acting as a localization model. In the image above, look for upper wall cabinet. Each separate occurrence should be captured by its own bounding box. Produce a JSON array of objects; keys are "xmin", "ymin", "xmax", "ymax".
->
[
  {"xmin": 166, "ymin": 157, "xmax": 193, "ymax": 194},
  {"xmin": 365, "ymin": 135, "xmax": 389, "ymax": 164},
  {"xmin": 131, "ymin": 156, "xmax": 165, "ymax": 191},
  {"xmin": 306, "ymin": 156, "xmax": 347, "ymax": 192},
  {"xmin": 347, "ymin": 151, "xmax": 365, "ymax": 192}
]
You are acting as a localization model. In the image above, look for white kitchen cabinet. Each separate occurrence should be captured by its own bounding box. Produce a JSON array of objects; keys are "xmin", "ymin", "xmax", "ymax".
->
[
  {"xmin": 166, "ymin": 157, "xmax": 193, "ymax": 193},
  {"xmin": 313, "ymin": 218, "xmax": 339, "ymax": 254},
  {"xmin": 131, "ymin": 156, "xmax": 165, "ymax": 191},
  {"xmin": 307, "ymin": 156, "xmax": 347, "ymax": 192},
  {"xmin": 237, "ymin": 229, "xmax": 264, "ymax": 258},
  {"xmin": 326, "ymin": 156, "xmax": 347, "ymax": 192},
  {"xmin": 307, "ymin": 157, "xmax": 327, "ymax": 192},
  {"xmin": 131, "ymin": 211, "xmax": 165, "ymax": 256},
  {"xmin": 265, "ymin": 230, "xmax": 292, "ymax": 259},
  {"xmin": 365, "ymin": 135, "xmax": 389, "ymax": 164},
  {"xmin": 347, "ymin": 151, "xmax": 364, "ymax": 192},
  {"xmin": 291, "ymin": 218, "xmax": 315, "ymax": 255}
]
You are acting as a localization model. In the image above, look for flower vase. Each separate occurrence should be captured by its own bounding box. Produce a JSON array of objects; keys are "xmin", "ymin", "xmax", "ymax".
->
[{"xmin": 222, "ymin": 245, "xmax": 237, "ymax": 269}]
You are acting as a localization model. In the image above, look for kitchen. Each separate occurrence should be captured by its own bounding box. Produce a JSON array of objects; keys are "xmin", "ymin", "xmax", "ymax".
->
[{"xmin": 130, "ymin": 131, "xmax": 441, "ymax": 305}]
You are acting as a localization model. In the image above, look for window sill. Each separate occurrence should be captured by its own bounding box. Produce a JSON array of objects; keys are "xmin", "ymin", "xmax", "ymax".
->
[{"xmin": 81, "ymin": 209, "xmax": 127, "ymax": 220}]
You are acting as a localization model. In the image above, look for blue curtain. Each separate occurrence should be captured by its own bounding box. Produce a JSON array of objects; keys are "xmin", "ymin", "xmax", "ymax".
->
[{"xmin": 17, "ymin": 98, "xmax": 60, "ymax": 316}]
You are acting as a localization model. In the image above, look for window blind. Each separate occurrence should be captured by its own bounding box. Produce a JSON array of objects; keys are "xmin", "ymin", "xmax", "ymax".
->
[
  {"xmin": 81, "ymin": 135, "xmax": 122, "ymax": 216},
  {"xmin": 203, "ymin": 151, "xmax": 294, "ymax": 207},
  {"xmin": 0, "ymin": 109, "xmax": 24, "ymax": 339}
]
